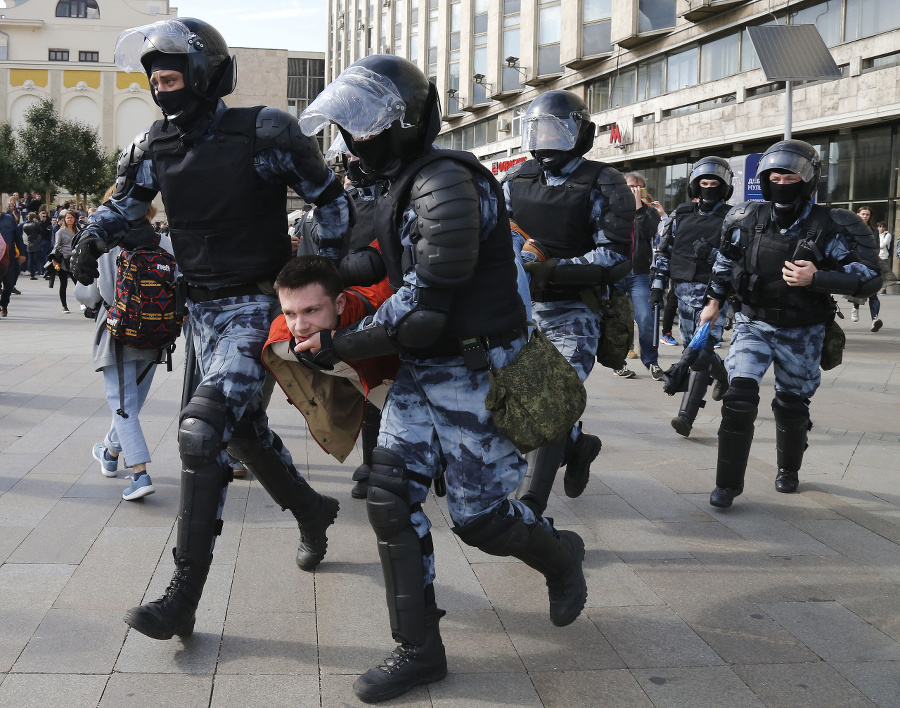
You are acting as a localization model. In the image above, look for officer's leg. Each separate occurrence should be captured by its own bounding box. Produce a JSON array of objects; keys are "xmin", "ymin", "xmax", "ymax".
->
[
  {"xmin": 350, "ymin": 402, "xmax": 382, "ymax": 500},
  {"xmin": 228, "ymin": 406, "xmax": 339, "ymax": 571},
  {"xmin": 124, "ymin": 385, "xmax": 228, "ymax": 640},
  {"xmin": 771, "ymin": 392, "xmax": 810, "ymax": 493},
  {"xmin": 709, "ymin": 377, "xmax": 760, "ymax": 508},
  {"xmin": 672, "ymin": 369, "xmax": 710, "ymax": 437},
  {"xmin": 516, "ymin": 440, "xmax": 567, "ymax": 515}
]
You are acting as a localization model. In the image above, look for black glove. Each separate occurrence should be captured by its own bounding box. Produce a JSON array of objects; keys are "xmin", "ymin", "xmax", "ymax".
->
[
  {"xmin": 524, "ymin": 258, "xmax": 558, "ymax": 293},
  {"xmin": 69, "ymin": 235, "xmax": 106, "ymax": 285},
  {"xmin": 692, "ymin": 239, "xmax": 713, "ymax": 261},
  {"xmin": 290, "ymin": 331, "xmax": 342, "ymax": 371},
  {"xmin": 650, "ymin": 287, "xmax": 664, "ymax": 307}
]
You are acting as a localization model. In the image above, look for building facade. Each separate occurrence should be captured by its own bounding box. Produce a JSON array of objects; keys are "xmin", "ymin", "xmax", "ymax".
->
[{"xmin": 326, "ymin": 0, "xmax": 900, "ymax": 231}]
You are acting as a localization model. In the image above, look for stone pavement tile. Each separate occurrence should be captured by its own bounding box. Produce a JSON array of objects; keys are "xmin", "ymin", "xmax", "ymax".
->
[
  {"xmin": 832, "ymin": 661, "xmax": 900, "ymax": 708},
  {"xmin": 530, "ymin": 669, "xmax": 653, "ymax": 708},
  {"xmin": 320, "ymin": 673, "xmax": 432, "ymax": 707},
  {"xmin": 587, "ymin": 605, "xmax": 725, "ymax": 669},
  {"xmin": 0, "ymin": 474, "xmax": 74, "ymax": 527},
  {"xmin": 228, "ymin": 527, "xmax": 314, "ymax": 614},
  {"xmin": 432, "ymin": 527, "xmax": 492, "ymax": 612},
  {"xmin": 598, "ymin": 471, "xmax": 714, "ymax": 522},
  {"xmin": 734, "ymin": 662, "xmax": 878, "ymax": 708},
  {"xmin": 102, "ymin": 478, "xmax": 181, "ymax": 526},
  {"xmin": 243, "ymin": 482, "xmax": 297, "ymax": 528},
  {"xmin": 474, "ymin": 558, "xmax": 549, "ymax": 615},
  {"xmin": 28, "ymin": 443, "xmax": 97, "ymax": 476},
  {"xmin": 217, "ymin": 611, "xmax": 317, "ymax": 675},
  {"xmin": 646, "ymin": 461, "xmax": 717, "ymax": 495},
  {"xmin": 584, "ymin": 550, "xmax": 665, "ymax": 609},
  {"xmin": 64, "ymin": 467, "xmax": 142, "ymax": 501},
  {"xmin": 0, "ymin": 609, "xmax": 47, "ymax": 674},
  {"xmin": 98, "ymin": 673, "xmax": 213, "ymax": 707},
  {"xmin": 322, "ymin": 493, "xmax": 380, "ymax": 567},
  {"xmin": 428, "ymin": 671, "xmax": 543, "ymax": 707},
  {"xmin": 7, "ymin": 496, "xmax": 116, "ymax": 564},
  {"xmin": 209, "ymin": 494, "xmax": 247, "ymax": 568},
  {"xmin": 580, "ymin": 496, "xmax": 694, "ymax": 561},
  {"xmin": 674, "ymin": 601, "xmax": 820, "ymax": 665},
  {"xmin": 632, "ymin": 666, "xmax": 765, "ymax": 708},
  {"xmin": 625, "ymin": 558, "xmax": 734, "ymax": 607},
  {"xmin": 796, "ymin": 519, "xmax": 900, "ymax": 584},
  {"xmin": 652, "ymin": 521, "xmax": 768, "ymax": 566},
  {"xmin": 211, "ymin": 674, "xmax": 320, "ymax": 708},
  {"xmin": 316, "ymin": 561, "xmax": 391, "ymax": 675},
  {"xmin": 501, "ymin": 611, "xmax": 625, "ymax": 672},
  {"xmin": 116, "ymin": 563, "xmax": 233, "ymax": 674},
  {"xmin": 12, "ymin": 608, "xmax": 128, "ymax": 673},
  {"xmin": 0, "ymin": 563, "xmax": 76, "ymax": 610},
  {"xmin": 53, "ymin": 526, "xmax": 171, "ymax": 610},
  {"xmin": 0, "ymin": 527, "xmax": 29, "ymax": 564},
  {"xmin": 684, "ymin": 494, "xmax": 837, "ymax": 557},
  {"xmin": 441, "ymin": 610, "xmax": 524, "ymax": 674},
  {"xmin": 758, "ymin": 601, "xmax": 900, "ymax": 663},
  {"xmin": 0, "ymin": 673, "xmax": 108, "ymax": 708},
  {"xmin": 0, "ymin": 454, "xmax": 42, "ymax": 493}
]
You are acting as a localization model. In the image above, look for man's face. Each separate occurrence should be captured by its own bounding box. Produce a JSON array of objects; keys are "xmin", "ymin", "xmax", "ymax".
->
[
  {"xmin": 279, "ymin": 283, "xmax": 346, "ymax": 342},
  {"xmin": 768, "ymin": 172, "xmax": 802, "ymax": 185},
  {"xmin": 858, "ymin": 209, "xmax": 871, "ymax": 223},
  {"xmin": 150, "ymin": 70, "xmax": 185, "ymax": 93},
  {"xmin": 699, "ymin": 178, "xmax": 721, "ymax": 189}
]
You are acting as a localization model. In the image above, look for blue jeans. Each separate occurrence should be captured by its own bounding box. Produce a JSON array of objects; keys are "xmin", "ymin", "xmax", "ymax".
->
[
  {"xmin": 102, "ymin": 359, "xmax": 156, "ymax": 467},
  {"xmin": 615, "ymin": 272, "xmax": 658, "ymax": 367}
]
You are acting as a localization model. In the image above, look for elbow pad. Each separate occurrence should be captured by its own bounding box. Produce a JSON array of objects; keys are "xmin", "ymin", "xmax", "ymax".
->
[
  {"xmin": 394, "ymin": 286, "xmax": 450, "ymax": 348},
  {"xmin": 333, "ymin": 323, "xmax": 398, "ymax": 361},
  {"xmin": 340, "ymin": 246, "xmax": 387, "ymax": 287},
  {"xmin": 809, "ymin": 270, "xmax": 862, "ymax": 296},
  {"xmin": 411, "ymin": 159, "xmax": 481, "ymax": 288}
]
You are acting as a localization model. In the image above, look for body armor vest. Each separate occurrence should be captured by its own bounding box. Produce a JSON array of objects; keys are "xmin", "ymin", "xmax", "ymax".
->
[
  {"xmin": 506, "ymin": 159, "xmax": 604, "ymax": 259},
  {"xmin": 670, "ymin": 202, "xmax": 727, "ymax": 283},
  {"xmin": 345, "ymin": 189, "xmax": 377, "ymax": 254},
  {"xmin": 147, "ymin": 107, "xmax": 290, "ymax": 288},
  {"xmin": 731, "ymin": 202, "xmax": 835, "ymax": 327},
  {"xmin": 376, "ymin": 149, "xmax": 525, "ymax": 343}
]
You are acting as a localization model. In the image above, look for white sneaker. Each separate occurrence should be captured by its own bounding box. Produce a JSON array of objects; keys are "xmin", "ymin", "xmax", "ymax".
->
[{"xmin": 851, "ymin": 308, "xmax": 859, "ymax": 322}]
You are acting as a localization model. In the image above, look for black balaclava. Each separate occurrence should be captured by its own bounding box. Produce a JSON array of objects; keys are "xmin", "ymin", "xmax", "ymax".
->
[
  {"xmin": 534, "ymin": 149, "xmax": 575, "ymax": 175},
  {"xmin": 149, "ymin": 53, "xmax": 214, "ymax": 130},
  {"xmin": 767, "ymin": 169, "xmax": 807, "ymax": 228},
  {"xmin": 699, "ymin": 179, "xmax": 725, "ymax": 211}
]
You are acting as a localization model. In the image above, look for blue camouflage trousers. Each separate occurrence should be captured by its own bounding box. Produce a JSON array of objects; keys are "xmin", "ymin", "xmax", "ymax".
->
[
  {"xmin": 377, "ymin": 339, "xmax": 551, "ymax": 585},
  {"xmin": 725, "ymin": 313, "xmax": 825, "ymax": 399},
  {"xmin": 675, "ymin": 281, "xmax": 729, "ymax": 345},
  {"xmin": 186, "ymin": 295, "xmax": 302, "ymax": 552},
  {"xmin": 532, "ymin": 299, "xmax": 600, "ymax": 443}
]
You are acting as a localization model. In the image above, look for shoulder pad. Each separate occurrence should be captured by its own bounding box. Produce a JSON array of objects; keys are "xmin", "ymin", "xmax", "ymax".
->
[
  {"xmin": 594, "ymin": 163, "xmax": 625, "ymax": 186},
  {"xmin": 830, "ymin": 208, "xmax": 873, "ymax": 237},
  {"xmin": 256, "ymin": 107, "xmax": 308, "ymax": 151},
  {"xmin": 501, "ymin": 161, "xmax": 527, "ymax": 184},
  {"xmin": 594, "ymin": 165, "xmax": 636, "ymax": 240},
  {"xmin": 114, "ymin": 128, "xmax": 153, "ymax": 200},
  {"xmin": 410, "ymin": 158, "xmax": 481, "ymax": 288},
  {"xmin": 722, "ymin": 201, "xmax": 763, "ymax": 228},
  {"xmin": 674, "ymin": 202, "xmax": 696, "ymax": 216},
  {"xmin": 134, "ymin": 128, "xmax": 152, "ymax": 156}
]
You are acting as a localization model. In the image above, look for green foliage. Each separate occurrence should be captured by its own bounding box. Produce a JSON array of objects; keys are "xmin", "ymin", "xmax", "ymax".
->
[
  {"xmin": 0, "ymin": 122, "xmax": 24, "ymax": 195},
  {"xmin": 60, "ymin": 120, "xmax": 109, "ymax": 207},
  {"xmin": 88, "ymin": 150, "xmax": 119, "ymax": 206}
]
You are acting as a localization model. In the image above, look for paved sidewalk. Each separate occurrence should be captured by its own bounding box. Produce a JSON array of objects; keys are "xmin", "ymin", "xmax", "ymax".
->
[{"xmin": 1, "ymin": 274, "xmax": 899, "ymax": 708}]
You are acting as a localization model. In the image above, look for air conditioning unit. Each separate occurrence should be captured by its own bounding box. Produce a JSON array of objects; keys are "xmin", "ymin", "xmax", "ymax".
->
[{"xmin": 497, "ymin": 118, "xmax": 511, "ymax": 132}]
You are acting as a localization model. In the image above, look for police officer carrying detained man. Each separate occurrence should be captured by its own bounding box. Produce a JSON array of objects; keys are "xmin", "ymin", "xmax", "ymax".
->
[
  {"xmin": 297, "ymin": 56, "xmax": 589, "ymax": 703},
  {"xmin": 70, "ymin": 18, "xmax": 352, "ymax": 641},
  {"xmin": 651, "ymin": 157, "xmax": 732, "ymax": 437},
  {"xmin": 502, "ymin": 90, "xmax": 635, "ymax": 515},
  {"xmin": 699, "ymin": 140, "xmax": 881, "ymax": 508}
]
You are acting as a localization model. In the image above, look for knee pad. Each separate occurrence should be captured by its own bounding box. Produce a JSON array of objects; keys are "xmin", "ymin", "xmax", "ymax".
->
[
  {"xmin": 453, "ymin": 501, "xmax": 529, "ymax": 557},
  {"xmin": 367, "ymin": 447, "xmax": 417, "ymax": 542},
  {"xmin": 772, "ymin": 391, "xmax": 809, "ymax": 415},
  {"xmin": 179, "ymin": 386, "xmax": 229, "ymax": 468},
  {"xmin": 722, "ymin": 376, "xmax": 760, "ymax": 407}
]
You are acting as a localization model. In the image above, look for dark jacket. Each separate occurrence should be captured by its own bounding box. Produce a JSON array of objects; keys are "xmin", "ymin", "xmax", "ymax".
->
[{"xmin": 632, "ymin": 205, "xmax": 660, "ymax": 275}]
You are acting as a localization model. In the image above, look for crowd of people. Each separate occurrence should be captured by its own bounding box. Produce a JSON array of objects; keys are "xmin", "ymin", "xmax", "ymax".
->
[{"xmin": 1, "ymin": 15, "xmax": 891, "ymax": 706}]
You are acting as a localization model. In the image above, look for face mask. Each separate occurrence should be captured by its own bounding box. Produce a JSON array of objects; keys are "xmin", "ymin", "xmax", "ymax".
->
[
  {"xmin": 768, "ymin": 180, "xmax": 805, "ymax": 207},
  {"xmin": 156, "ymin": 87, "xmax": 186, "ymax": 117},
  {"xmin": 346, "ymin": 160, "xmax": 375, "ymax": 187},
  {"xmin": 699, "ymin": 185, "xmax": 724, "ymax": 209},
  {"xmin": 534, "ymin": 150, "xmax": 573, "ymax": 173},
  {"xmin": 348, "ymin": 129, "xmax": 397, "ymax": 177}
]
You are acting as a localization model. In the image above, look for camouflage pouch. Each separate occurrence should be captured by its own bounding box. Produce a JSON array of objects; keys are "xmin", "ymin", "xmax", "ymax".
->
[
  {"xmin": 596, "ymin": 287, "xmax": 635, "ymax": 370},
  {"xmin": 820, "ymin": 317, "xmax": 845, "ymax": 371},
  {"xmin": 485, "ymin": 326, "xmax": 587, "ymax": 453}
]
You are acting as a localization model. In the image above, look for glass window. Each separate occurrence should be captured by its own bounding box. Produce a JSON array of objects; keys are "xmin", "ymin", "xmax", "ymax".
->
[
  {"xmin": 700, "ymin": 33, "xmax": 739, "ymax": 83},
  {"xmin": 473, "ymin": 44, "xmax": 488, "ymax": 104},
  {"xmin": 55, "ymin": 0, "xmax": 100, "ymax": 18},
  {"xmin": 638, "ymin": 0, "xmax": 675, "ymax": 33},
  {"xmin": 588, "ymin": 76, "xmax": 610, "ymax": 112},
  {"xmin": 667, "ymin": 47, "xmax": 698, "ymax": 92},
  {"xmin": 49, "ymin": 49, "xmax": 70, "ymax": 61},
  {"xmin": 845, "ymin": 0, "xmax": 900, "ymax": 41},
  {"xmin": 853, "ymin": 126, "xmax": 892, "ymax": 200},
  {"xmin": 78, "ymin": 50, "xmax": 99, "ymax": 62},
  {"xmin": 538, "ymin": 2, "xmax": 562, "ymax": 75},
  {"xmin": 583, "ymin": 0, "xmax": 612, "ymax": 57},
  {"xmin": 611, "ymin": 68, "xmax": 636, "ymax": 107},
  {"xmin": 637, "ymin": 56, "xmax": 664, "ymax": 100},
  {"xmin": 789, "ymin": 1, "xmax": 842, "ymax": 47},
  {"xmin": 502, "ymin": 27, "xmax": 522, "ymax": 91}
]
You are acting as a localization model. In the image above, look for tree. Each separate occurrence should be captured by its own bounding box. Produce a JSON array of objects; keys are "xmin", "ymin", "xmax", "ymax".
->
[
  {"xmin": 60, "ymin": 120, "xmax": 109, "ymax": 209},
  {"xmin": 0, "ymin": 122, "xmax": 24, "ymax": 196},
  {"xmin": 16, "ymin": 98, "xmax": 74, "ymax": 206},
  {"xmin": 88, "ymin": 150, "xmax": 120, "ymax": 206}
]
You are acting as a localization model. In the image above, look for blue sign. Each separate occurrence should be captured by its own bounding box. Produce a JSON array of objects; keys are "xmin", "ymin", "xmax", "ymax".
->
[{"xmin": 745, "ymin": 153, "xmax": 764, "ymax": 202}]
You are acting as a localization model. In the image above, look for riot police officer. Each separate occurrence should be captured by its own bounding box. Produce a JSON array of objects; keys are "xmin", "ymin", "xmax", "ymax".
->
[
  {"xmin": 651, "ymin": 157, "xmax": 732, "ymax": 437},
  {"xmin": 699, "ymin": 140, "xmax": 881, "ymax": 508},
  {"xmin": 297, "ymin": 56, "xmax": 588, "ymax": 703},
  {"xmin": 70, "ymin": 18, "xmax": 352, "ymax": 641},
  {"xmin": 502, "ymin": 90, "xmax": 635, "ymax": 514}
]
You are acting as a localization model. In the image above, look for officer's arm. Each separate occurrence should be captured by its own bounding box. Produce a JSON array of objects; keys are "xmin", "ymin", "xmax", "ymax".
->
[
  {"xmin": 331, "ymin": 159, "xmax": 482, "ymax": 360},
  {"xmin": 650, "ymin": 216, "xmax": 676, "ymax": 290},
  {"xmin": 253, "ymin": 107, "xmax": 351, "ymax": 259},
  {"xmin": 809, "ymin": 224, "xmax": 882, "ymax": 297},
  {"xmin": 704, "ymin": 225, "xmax": 742, "ymax": 305}
]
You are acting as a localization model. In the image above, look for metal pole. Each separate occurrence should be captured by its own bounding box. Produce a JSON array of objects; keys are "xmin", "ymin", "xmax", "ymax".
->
[{"xmin": 785, "ymin": 80, "xmax": 793, "ymax": 139}]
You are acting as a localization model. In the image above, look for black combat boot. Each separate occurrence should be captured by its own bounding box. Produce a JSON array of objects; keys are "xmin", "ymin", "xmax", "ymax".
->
[
  {"xmin": 562, "ymin": 431, "xmax": 602, "ymax": 498},
  {"xmin": 773, "ymin": 400, "xmax": 810, "ymax": 494},
  {"xmin": 353, "ymin": 602, "xmax": 448, "ymax": 704},
  {"xmin": 124, "ymin": 548, "xmax": 210, "ymax": 640},
  {"xmin": 671, "ymin": 369, "xmax": 710, "ymax": 437},
  {"xmin": 523, "ymin": 526, "xmax": 588, "ymax": 626},
  {"xmin": 293, "ymin": 494, "xmax": 340, "ymax": 571},
  {"xmin": 352, "ymin": 404, "xmax": 381, "ymax": 499}
]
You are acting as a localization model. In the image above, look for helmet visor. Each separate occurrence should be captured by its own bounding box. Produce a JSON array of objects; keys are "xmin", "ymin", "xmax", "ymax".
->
[
  {"xmin": 115, "ymin": 21, "xmax": 193, "ymax": 72},
  {"xmin": 690, "ymin": 161, "xmax": 732, "ymax": 186},
  {"xmin": 521, "ymin": 114, "xmax": 579, "ymax": 152},
  {"xmin": 299, "ymin": 66, "xmax": 409, "ymax": 140},
  {"xmin": 756, "ymin": 149, "xmax": 818, "ymax": 183},
  {"xmin": 324, "ymin": 133, "xmax": 349, "ymax": 161}
]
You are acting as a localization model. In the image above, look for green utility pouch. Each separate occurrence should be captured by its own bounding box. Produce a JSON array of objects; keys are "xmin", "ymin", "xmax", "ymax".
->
[
  {"xmin": 820, "ymin": 317, "xmax": 845, "ymax": 371},
  {"xmin": 485, "ymin": 325, "xmax": 586, "ymax": 454},
  {"xmin": 594, "ymin": 286, "xmax": 635, "ymax": 370}
]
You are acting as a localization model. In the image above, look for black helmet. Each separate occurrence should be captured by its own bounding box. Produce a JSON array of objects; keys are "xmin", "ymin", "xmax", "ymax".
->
[
  {"xmin": 688, "ymin": 156, "xmax": 734, "ymax": 201},
  {"xmin": 521, "ymin": 90, "xmax": 595, "ymax": 171},
  {"xmin": 757, "ymin": 139, "xmax": 821, "ymax": 202},
  {"xmin": 299, "ymin": 54, "xmax": 441, "ymax": 177}
]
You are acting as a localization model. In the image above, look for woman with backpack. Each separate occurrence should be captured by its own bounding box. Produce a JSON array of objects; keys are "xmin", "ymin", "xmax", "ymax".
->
[{"xmin": 79, "ymin": 189, "xmax": 175, "ymax": 500}]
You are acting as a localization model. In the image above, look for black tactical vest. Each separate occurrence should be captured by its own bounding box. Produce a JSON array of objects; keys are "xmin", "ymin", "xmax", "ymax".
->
[
  {"xmin": 670, "ymin": 202, "xmax": 728, "ymax": 284},
  {"xmin": 147, "ymin": 107, "xmax": 290, "ymax": 288},
  {"xmin": 376, "ymin": 149, "xmax": 525, "ymax": 343},
  {"xmin": 345, "ymin": 189, "xmax": 377, "ymax": 254},
  {"xmin": 505, "ymin": 159, "xmax": 605, "ymax": 259},
  {"xmin": 730, "ymin": 203, "xmax": 836, "ymax": 327}
]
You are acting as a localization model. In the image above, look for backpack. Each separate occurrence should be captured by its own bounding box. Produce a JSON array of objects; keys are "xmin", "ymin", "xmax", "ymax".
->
[
  {"xmin": 107, "ymin": 246, "xmax": 180, "ymax": 350},
  {"xmin": 595, "ymin": 286, "xmax": 635, "ymax": 370}
]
